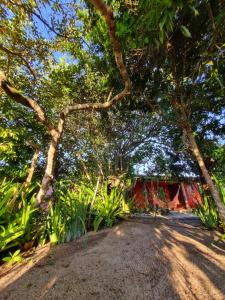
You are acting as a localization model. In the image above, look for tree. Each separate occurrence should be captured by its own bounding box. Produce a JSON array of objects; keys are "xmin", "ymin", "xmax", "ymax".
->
[
  {"xmin": 123, "ymin": 0, "xmax": 225, "ymax": 221},
  {"xmin": 0, "ymin": 0, "xmax": 131, "ymax": 204}
]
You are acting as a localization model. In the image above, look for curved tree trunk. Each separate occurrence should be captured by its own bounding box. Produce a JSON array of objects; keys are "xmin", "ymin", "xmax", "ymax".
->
[
  {"xmin": 36, "ymin": 117, "xmax": 65, "ymax": 205},
  {"xmin": 185, "ymin": 126, "xmax": 225, "ymax": 223}
]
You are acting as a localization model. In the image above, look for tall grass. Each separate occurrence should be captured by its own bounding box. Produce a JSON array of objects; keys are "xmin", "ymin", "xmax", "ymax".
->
[
  {"xmin": 45, "ymin": 180, "xmax": 130, "ymax": 243},
  {"xmin": 214, "ymin": 176, "xmax": 225, "ymax": 207}
]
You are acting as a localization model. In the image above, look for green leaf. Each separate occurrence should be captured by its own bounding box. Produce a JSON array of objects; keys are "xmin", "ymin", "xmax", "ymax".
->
[
  {"xmin": 189, "ymin": 5, "xmax": 199, "ymax": 16},
  {"xmin": 181, "ymin": 25, "xmax": 192, "ymax": 38},
  {"xmin": 93, "ymin": 216, "xmax": 103, "ymax": 232},
  {"xmin": 144, "ymin": 37, "xmax": 149, "ymax": 44},
  {"xmin": 159, "ymin": 29, "xmax": 164, "ymax": 44},
  {"xmin": 50, "ymin": 233, "xmax": 58, "ymax": 245}
]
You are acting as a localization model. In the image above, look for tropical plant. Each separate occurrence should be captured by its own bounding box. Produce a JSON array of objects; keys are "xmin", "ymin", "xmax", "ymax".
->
[
  {"xmin": 46, "ymin": 201, "xmax": 66, "ymax": 245},
  {"xmin": 0, "ymin": 181, "xmax": 38, "ymax": 253},
  {"xmin": 59, "ymin": 188, "xmax": 88, "ymax": 242},
  {"xmin": 0, "ymin": 180, "xmax": 19, "ymax": 219},
  {"xmin": 195, "ymin": 195, "xmax": 219, "ymax": 230},
  {"xmin": 45, "ymin": 182, "xmax": 91, "ymax": 244},
  {"xmin": 214, "ymin": 176, "xmax": 225, "ymax": 207},
  {"xmin": 92, "ymin": 182, "xmax": 130, "ymax": 231},
  {"xmin": 2, "ymin": 249, "xmax": 23, "ymax": 267}
]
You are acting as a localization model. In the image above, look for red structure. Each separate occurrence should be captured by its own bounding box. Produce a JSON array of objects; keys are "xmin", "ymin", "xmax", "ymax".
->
[{"xmin": 131, "ymin": 177, "xmax": 203, "ymax": 210}]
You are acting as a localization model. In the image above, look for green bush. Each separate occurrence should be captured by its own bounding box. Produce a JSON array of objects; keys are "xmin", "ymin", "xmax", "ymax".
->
[
  {"xmin": 92, "ymin": 182, "xmax": 130, "ymax": 231},
  {"xmin": 0, "ymin": 181, "xmax": 38, "ymax": 254},
  {"xmin": 0, "ymin": 178, "xmax": 132, "ymax": 263},
  {"xmin": 195, "ymin": 195, "xmax": 219, "ymax": 229},
  {"xmin": 44, "ymin": 181, "xmax": 93, "ymax": 244},
  {"xmin": 214, "ymin": 176, "xmax": 225, "ymax": 207}
]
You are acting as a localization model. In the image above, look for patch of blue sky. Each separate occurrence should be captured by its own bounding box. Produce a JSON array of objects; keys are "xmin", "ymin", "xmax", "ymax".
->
[{"xmin": 35, "ymin": 2, "xmax": 90, "ymax": 63}]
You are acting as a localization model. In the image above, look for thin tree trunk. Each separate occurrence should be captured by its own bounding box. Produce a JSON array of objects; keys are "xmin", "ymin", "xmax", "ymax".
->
[
  {"xmin": 25, "ymin": 149, "xmax": 40, "ymax": 187},
  {"xmin": 185, "ymin": 126, "xmax": 225, "ymax": 223},
  {"xmin": 76, "ymin": 152, "xmax": 92, "ymax": 182},
  {"xmin": 36, "ymin": 117, "xmax": 65, "ymax": 204}
]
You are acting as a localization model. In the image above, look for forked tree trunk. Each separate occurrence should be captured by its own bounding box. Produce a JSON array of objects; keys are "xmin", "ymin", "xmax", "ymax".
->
[
  {"xmin": 185, "ymin": 126, "xmax": 225, "ymax": 223},
  {"xmin": 36, "ymin": 117, "xmax": 65, "ymax": 204}
]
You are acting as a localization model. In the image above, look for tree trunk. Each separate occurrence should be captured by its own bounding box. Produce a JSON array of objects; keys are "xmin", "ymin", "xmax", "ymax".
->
[
  {"xmin": 185, "ymin": 126, "xmax": 225, "ymax": 223},
  {"xmin": 25, "ymin": 148, "xmax": 40, "ymax": 187},
  {"xmin": 36, "ymin": 117, "xmax": 65, "ymax": 205},
  {"xmin": 1, "ymin": 1, "xmax": 131, "ymax": 205}
]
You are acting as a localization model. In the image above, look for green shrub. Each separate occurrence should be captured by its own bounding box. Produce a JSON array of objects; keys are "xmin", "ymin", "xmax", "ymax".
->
[
  {"xmin": 213, "ymin": 176, "xmax": 225, "ymax": 207},
  {"xmin": 0, "ymin": 178, "xmax": 132, "ymax": 263},
  {"xmin": 0, "ymin": 181, "xmax": 38, "ymax": 255},
  {"xmin": 2, "ymin": 249, "xmax": 23, "ymax": 266},
  {"xmin": 92, "ymin": 182, "xmax": 130, "ymax": 231},
  {"xmin": 195, "ymin": 195, "xmax": 219, "ymax": 229},
  {"xmin": 45, "ymin": 182, "xmax": 91, "ymax": 244}
]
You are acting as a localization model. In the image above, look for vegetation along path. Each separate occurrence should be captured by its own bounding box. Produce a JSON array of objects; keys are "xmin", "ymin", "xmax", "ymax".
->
[{"xmin": 0, "ymin": 219, "xmax": 225, "ymax": 300}]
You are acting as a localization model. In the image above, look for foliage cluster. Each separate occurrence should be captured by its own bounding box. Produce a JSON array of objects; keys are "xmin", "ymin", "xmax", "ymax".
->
[
  {"xmin": 0, "ymin": 178, "xmax": 131, "ymax": 265},
  {"xmin": 195, "ymin": 177, "xmax": 225, "ymax": 231}
]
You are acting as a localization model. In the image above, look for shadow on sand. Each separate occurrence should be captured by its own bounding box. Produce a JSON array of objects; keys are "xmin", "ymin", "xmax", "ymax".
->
[{"xmin": 0, "ymin": 218, "xmax": 225, "ymax": 300}]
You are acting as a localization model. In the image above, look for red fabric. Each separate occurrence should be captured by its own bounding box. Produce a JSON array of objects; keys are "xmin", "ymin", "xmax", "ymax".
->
[
  {"xmin": 132, "ymin": 181, "xmax": 146, "ymax": 208},
  {"xmin": 152, "ymin": 197, "xmax": 167, "ymax": 208},
  {"xmin": 132, "ymin": 180, "xmax": 203, "ymax": 210},
  {"xmin": 149, "ymin": 182, "xmax": 167, "ymax": 208},
  {"xmin": 164, "ymin": 184, "xmax": 171, "ymax": 203},
  {"xmin": 184, "ymin": 183, "xmax": 203, "ymax": 208},
  {"xmin": 168, "ymin": 187, "xmax": 180, "ymax": 209},
  {"xmin": 193, "ymin": 183, "xmax": 203, "ymax": 207}
]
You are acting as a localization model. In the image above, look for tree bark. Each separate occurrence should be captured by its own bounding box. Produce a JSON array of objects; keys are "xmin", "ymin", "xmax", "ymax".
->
[
  {"xmin": 25, "ymin": 149, "xmax": 40, "ymax": 187},
  {"xmin": 24, "ymin": 140, "xmax": 40, "ymax": 187},
  {"xmin": 185, "ymin": 126, "xmax": 225, "ymax": 223},
  {"xmin": 36, "ymin": 116, "xmax": 65, "ymax": 204}
]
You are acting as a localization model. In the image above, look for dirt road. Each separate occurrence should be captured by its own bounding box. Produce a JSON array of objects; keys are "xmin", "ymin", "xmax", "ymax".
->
[{"xmin": 1, "ymin": 219, "xmax": 225, "ymax": 300}]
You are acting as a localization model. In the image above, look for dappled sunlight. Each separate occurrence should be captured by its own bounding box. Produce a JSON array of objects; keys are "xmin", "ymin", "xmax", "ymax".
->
[
  {"xmin": 0, "ymin": 220, "xmax": 225, "ymax": 299},
  {"xmin": 153, "ymin": 227, "xmax": 162, "ymax": 239},
  {"xmin": 114, "ymin": 226, "xmax": 125, "ymax": 237},
  {"xmin": 0, "ymin": 0, "xmax": 225, "ymax": 298},
  {"xmin": 156, "ymin": 224, "xmax": 225, "ymax": 300}
]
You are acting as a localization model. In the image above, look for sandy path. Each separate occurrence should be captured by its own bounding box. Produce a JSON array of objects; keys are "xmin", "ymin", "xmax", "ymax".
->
[{"xmin": 0, "ymin": 219, "xmax": 225, "ymax": 300}]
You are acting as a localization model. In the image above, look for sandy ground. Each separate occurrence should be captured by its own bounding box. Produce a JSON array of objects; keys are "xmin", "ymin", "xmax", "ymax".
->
[{"xmin": 0, "ymin": 218, "xmax": 225, "ymax": 300}]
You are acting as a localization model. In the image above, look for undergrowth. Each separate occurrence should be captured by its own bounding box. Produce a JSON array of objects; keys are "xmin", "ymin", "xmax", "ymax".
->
[
  {"xmin": 195, "ymin": 176, "xmax": 225, "ymax": 232},
  {"xmin": 0, "ymin": 178, "xmax": 131, "ymax": 265}
]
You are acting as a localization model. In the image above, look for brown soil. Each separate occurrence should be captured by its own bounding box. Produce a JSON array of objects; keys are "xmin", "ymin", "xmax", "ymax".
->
[{"xmin": 0, "ymin": 219, "xmax": 225, "ymax": 300}]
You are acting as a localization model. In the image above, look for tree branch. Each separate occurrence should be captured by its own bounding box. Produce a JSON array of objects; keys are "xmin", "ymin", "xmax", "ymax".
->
[
  {"xmin": 61, "ymin": 0, "xmax": 131, "ymax": 115},
  {"xmin": 90, "ymin": 0, "xmax": 131, "ymax": 91},
  {"xmin": 0, "ymin": 43, "xmax": 37, "ymax": 80},
  {"xmin": 1, "ymin": 0, "xmax": 131, "ymax": 136},
  {"xmin": 205, "ymin": 1, "xmax": 217, "ymax": 35},
  {"xmin": 8, "ymin": 0, "xmax": 90, "ymax": 51},
  {"xmin": 0, "ymin": 71, "xmax": 53, "ymax": 131}
]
